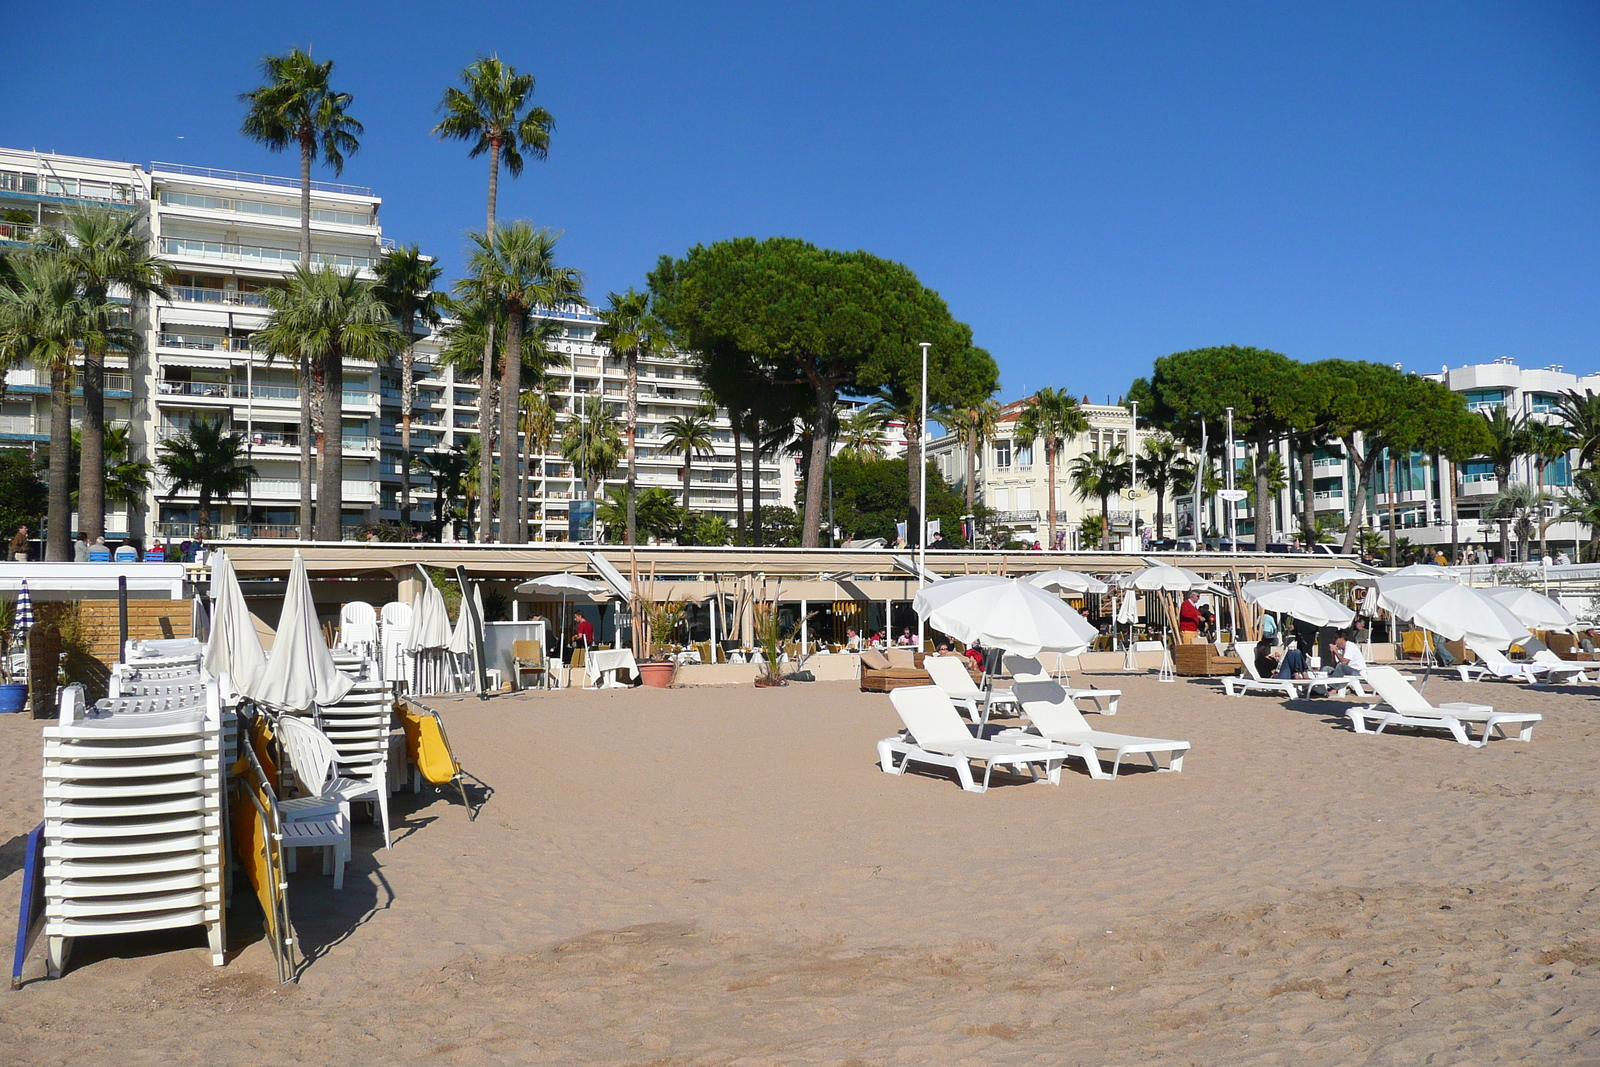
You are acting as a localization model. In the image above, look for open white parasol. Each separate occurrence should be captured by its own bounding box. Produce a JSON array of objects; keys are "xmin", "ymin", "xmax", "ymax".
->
[
  {"xmin": 1241, "ymin": 581, "xmax": 1356, "ymax": 629},
  {"xmin": 913, "ymin": 576, "xmax": 1099, "ymax": 657},
  {"xmin": 1026, "ymin": 569, "xmax": 1109, "ymax": 594}
]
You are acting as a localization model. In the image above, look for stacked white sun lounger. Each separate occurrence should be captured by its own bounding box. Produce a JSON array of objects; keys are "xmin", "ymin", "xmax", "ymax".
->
[{"xmin": 40, "ymin": 679, "xmax": 226, "ymax": 978}]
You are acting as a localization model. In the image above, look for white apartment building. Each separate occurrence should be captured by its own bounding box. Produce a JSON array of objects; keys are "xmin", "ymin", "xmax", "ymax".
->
[
  {"xmin": 0, "ymin": 146, "xmax": 796, "ymax": 543},
  {"xmin": 927, "ymin": 398, "xmax": 1180, "ymax": 549}
]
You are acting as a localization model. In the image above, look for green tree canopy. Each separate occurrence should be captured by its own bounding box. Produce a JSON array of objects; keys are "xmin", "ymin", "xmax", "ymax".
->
[{"xmin": 822, "ymin": 455, "xmax": 969, "ymax": 547}]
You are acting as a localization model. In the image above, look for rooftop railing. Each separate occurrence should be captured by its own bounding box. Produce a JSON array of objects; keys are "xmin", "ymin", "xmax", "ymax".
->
[
  {"xmin": 159, "ymin": 191, "xmax": 376, "ymax": 227},
  {"xmin": 151, "ymin": 161, "xmax": 373, "ymax": 198}
]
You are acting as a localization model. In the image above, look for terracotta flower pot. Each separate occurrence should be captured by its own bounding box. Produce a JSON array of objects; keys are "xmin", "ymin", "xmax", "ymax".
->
[
  {"xmin": 638, "ymin": 661, "xmax": 676, "ymax": 688},
  {"xmin": 753, "ymin": 675, "xmax": 787, "ymax": 688}
]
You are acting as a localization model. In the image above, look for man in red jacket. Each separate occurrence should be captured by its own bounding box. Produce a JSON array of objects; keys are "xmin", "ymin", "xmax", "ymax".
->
[{"xmin": 1178, "ymin": 592, "xmax": 1202, "ymax": 644}]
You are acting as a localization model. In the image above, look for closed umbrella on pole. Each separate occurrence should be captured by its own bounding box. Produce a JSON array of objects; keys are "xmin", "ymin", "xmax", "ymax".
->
[
  {"xmin": 248, "ymin": 550, "xmax": 354, "ymax": 712},
  {"xmin": 202, "ymin": 550, "xmax": 265, "ymax": 700}
]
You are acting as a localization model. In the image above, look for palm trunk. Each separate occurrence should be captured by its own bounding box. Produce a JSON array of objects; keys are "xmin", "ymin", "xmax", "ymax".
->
[
  {"xmin": 905, "ymin": 415, "xmax": 921, "ymax": 549},
  {"xmin": 625, "ymin": 346, "xmax": 638, "ymax": 545},
  {"xmin": 1299, "ymin": 441, "xmax": 1315, "ymax": 544},
  {"xmin": 46, "ymin": 364, "xmax": 71, "ymax": 561},
  {"xmin": 298, "ymin": 138, "xmax": 315, "ymax": 540},
  {"xmin": 400, "ymin": 336, "xmax": 415, "ymax": 528},
  {"xmin": 732, "ymin": 408, "xmax": 745, "ymax": 540},
  {"xmin": 802, "ymin": 381, "xmax": 834, "ymax": 548},
  {"xmin": 479, "ymin": 140, "xmax": 501, "ymax": 543},
  {"xmin": 1496, "ymin": 462, "xmax": 1511, "ymax": 561},
  {"xmin": 518, "ymin": 419, "xmax": 529, "ymax": 543},
  {"xmin": 964, "ymin": 424, "xmax": 977, "ymax": 517},
  {"xmin": 314, "ymin": 350, "xmax": 344, "ymax": 542},
  {"xmin": 750, "ymin": 417, "xmax": 763, "ymax": 547},
  {"xmin": 198, "ymin": 493, "xmax": 212, "ymax": 541},
  {"xmin": 1387, "ymin": 452, "xmax": 1400, "ymax": 565},
  {"xmin": 80, "ymin": 341, "xmax": 106, "ymax": 541},
  {"xmin": 1254, "ymin": 432, "xmax": 1272, "ymax": 550},
  {"xmin": 1045, "ymin": 443, "xmax": 1057, "ymax": 547},
  {"xmin": 498, "ymin": 308, "xmax": 522, "ymax": 542},
  {"xmin": 1537, "ymin": 458, "xmax": 1549, "ymax": 560},
  {"xmin": 683, "ymin": 449, "xmax": 692, "ymax": 507},
  {"xmin": 1155, "ymin": 484, "xmax": 1166, "ymax": 539}
]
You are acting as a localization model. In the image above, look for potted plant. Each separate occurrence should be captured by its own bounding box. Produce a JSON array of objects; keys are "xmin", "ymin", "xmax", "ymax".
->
[
  {"xmin": 637, "ymin": 598, "xmax": 687, "ymax": 688},
  {"xmin": 752, "ymin": 603, "xmax": 786, "ymax": 687}
]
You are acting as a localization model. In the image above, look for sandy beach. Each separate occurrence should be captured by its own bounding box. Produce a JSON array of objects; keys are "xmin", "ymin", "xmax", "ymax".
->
[{"xmin": 2, "ymin": 672, "xmax": 1598, "ymax": 1065}]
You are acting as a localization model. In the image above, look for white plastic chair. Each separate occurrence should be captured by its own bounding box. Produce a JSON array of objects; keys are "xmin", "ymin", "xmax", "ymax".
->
[
  {"xmin": 274, "ymin": 716, "xmax": 370, "ymax": 880},
  {"xmin": 339, "ymin": 601, "xmax": 379, "ymax": 653},
  {"xmin": 878, "ymin": 686, "xmax": 1064, "ymax": 793}
]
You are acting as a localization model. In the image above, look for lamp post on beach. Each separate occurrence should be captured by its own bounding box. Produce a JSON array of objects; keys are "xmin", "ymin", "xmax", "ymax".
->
[
  {"xmin": 917, "ymin": 341, "xmax": 930, "ymax": 647},
  {"xmin": 1225, "ymin": 406, "xmax": 1237, "ymax": 554}
]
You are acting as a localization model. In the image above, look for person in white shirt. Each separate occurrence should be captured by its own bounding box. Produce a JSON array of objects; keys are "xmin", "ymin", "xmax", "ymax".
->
[{"xmin": 1330, "ymin": 633, "xmax": 1366, "ymax": 677}]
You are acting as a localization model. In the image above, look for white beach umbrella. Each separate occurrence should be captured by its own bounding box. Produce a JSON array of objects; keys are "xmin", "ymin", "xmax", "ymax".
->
[
  {"xmin": 1117, "ymin": 563, "xmax": 1224, "ymax": 594},
  {"xmin": 1026, "ymin": 569, "xmax": 1109, "ymax": 594},
  {"xmin": 1388, "ymin": 562, "xmax": 1459, "ymax": 580},
  {"xmin": 407, "ymin": 569, "xmax": 452, "ymax": 652},
  {"xmin": 1300, "ymin": 568, "xmax": 1376, "ymax": 587},
  {"xmin": 202, "ymin": 551, "xmax": 266, "ymax": 699},
  {"xmin": 1373, "ymin": 576, "xmax": 1531, "ymax": 647},
  {"xmin": 913, "ymin": 576, "xmax": 1098, "ymax": 657},
  {"xmin": 1241, "ymin": 580, "xmax": 1355, "ymax": 629},
  {"xmin": 1115, "ymin": 590, "xmax": 1141, "ymax": 624},
  {"xmin": 1481, "ymin": 586, "xmax": 1578, "ymax": 633},
  {"xmin": 249, "ymin": 551, "xmax": 354, "ymax": 711},
  {"xmin": 517, "ymin": 573, "xmax": 609, "ymax": 662}
]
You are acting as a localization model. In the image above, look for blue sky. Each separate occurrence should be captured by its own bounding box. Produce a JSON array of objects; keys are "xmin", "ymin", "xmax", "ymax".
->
[{"xmin": 5, "ymin": 2, "xmax": 1597, "ymax": 405}]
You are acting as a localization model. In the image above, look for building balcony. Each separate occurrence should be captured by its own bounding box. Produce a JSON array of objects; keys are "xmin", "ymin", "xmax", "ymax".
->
[
  {"xmin": 0, "ymin": 414, "xmax": 47, "ymax": 439},
  {"xmin": 1460, "ymin": 477, "xmax": 1500, "ymax": 498},
  {"xmin": 159, "ymin": 236, "xmax": 375, "ymax": 273},
  {"xmin": 1313, "ymin": 489, "xmax": 1345, "ymax": 502},
  {"xmin": 169, "ymin": 285, "xmax": 272, "ymax": 309},
  {"xmin": 0, "ymin": 220, "xmax": 38, "ymax": 245}
]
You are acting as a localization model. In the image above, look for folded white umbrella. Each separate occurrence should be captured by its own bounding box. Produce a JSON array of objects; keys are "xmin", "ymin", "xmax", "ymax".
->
[
  {"xmin": 1118, "ymin": 563, "xmax": 1226, "ymax": 594},
  {"xmin": 1300, "ymin": 568, "xmax": 1376, "ymax": 587},
  {"xmin": 913, "ymin": 576, "xmax": 1098, "ymax": 657},
  {"xmin": 1241, "ymin": 580, "xmax": 1355, "ymax": 628},
  {"xmin": 248, "ymin": 550, "xmax": 354, "ymax": 712},
  {"xmin": 202, "ymin": 551, "xmax": 266, "ymax": 699},
  {"xmin": 1026, "ymin": 568, "xmax": 1109, "ymax": 594},
  {"xmin": 1373, "ymin": 576, "xmax": 1531, "ymax": 647},
  {"xmin": 1115, "ymin": 590, "xmax": 1141, "ymax": 624},
  {"xmin": 407, "ymin": 567, "xmax": 452, "ymax": 652},
  {"xmin": 448, "ymin": 583, "xmax": 485, "ymax": 657},
  {"xmin": 1482, "ymin": 586, "xmax": 1578, "ymax": 633}
]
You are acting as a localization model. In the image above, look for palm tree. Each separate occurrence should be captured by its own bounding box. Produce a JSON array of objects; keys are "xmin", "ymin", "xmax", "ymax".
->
[
  {"xmin": 420, "ymin": 445, "xmax": 471, "ymax": 541},
  {"xmin": 946, "ymin": 400, "xmax": 999, "ymax": 519},
  {"xmin": 0, "ymin": 253, "xmax": 122, "ymax": 559},
  {"xmin": 519, "ymin": 389, "xmax": 558, "ymax": 540},
  {"xmin": 836, "ymin": 408, "xmax": 888, "ymax": 461},
  {"xmin": 38, "ymin": 210, "xmax": 169, "ymax": 542},
  {"xmin": 1015, "ymin": 388, "xmax": 1089, "ymax": 548},
  {"xmin": 597, "ymin": 485, "xmax": 679, "ymax": 544},
  {"xmin": 253, "ymin": 265, "xmax": 402, "ymax": 541},
  {"xmin": 595, "ymin": 288, "xmax": 663, "ymax": 545},
  {"xmin": 560, "ymin": 395, "xmax": 622, "ymax": 499},
  {"xmin": 659, "ymin": 411, "xmax": 716, "ymax": 506},
  {"xmin": 1555, "ymin": 389, "xmax": 1600, "ymax": 469},
  {"xmin": 241, "ymin": 48, "xmax": 362, "ymax": 539},
  {"xmin": 1476, "ymin": 407, "xmax": 1530, "ymax": 562},
  {"xmin": 433, "ymin": 57, "xmax": 555, "ymax": 541},
  {"xmin": 462, "ymin": 222, "xmax": 581, "ymax": 542},
  {"xmin": 1557, "ymin": 469, "xmax": 1600, "ymax": 562},
  {"xmin": 1525, "ymin": 420, "xmax": 1574, "ymax": 559},
  {"xmin": 373, "ymin": 246, "xmax": 443, "ymax": 531},
  {"xmin": 1139, "ymin": 435, "xmax": 1183, "ymax": 539},
  {"xmin": 70, "ymin": 424, "xmax": 152, "ymax": 519},
  {"xmin": 156, "ymin": 419, "xmax": 256, "ymax": 539},
  {"xmin": 1069, "ymin": 444, "xmax": 1129, "ymax": 532}
]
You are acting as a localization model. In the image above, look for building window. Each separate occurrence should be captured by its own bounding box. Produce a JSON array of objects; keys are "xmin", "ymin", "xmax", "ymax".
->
[
  {"xmin": 1016, "ymin": 486, "xmax": 1033, "ymax": 511},
  {"xmin": 1543, "ymin": 453, "xmax": 1572, "ymax": 486},
  {"xmin": 994, "ymin": 440, "xmax": 1011, "ymax": 468},
  {"xmin": 1016, "ymin": 441, "xmax": 1033, "ymax": 467},
  {"xmin": 1462, "ymin": 388, "xmax": 1507, "ymax": 412},
  {"xmin": 1462, "ymin": 461, "xmax": 1495, "ymax": 484},
  {"xmin": 1529, "ymin": 392, "xmax": 1559, "ymax": 414},
  {"xmin": 991, "ymin": 488, "xmax": 1010, "ymax": 511}
]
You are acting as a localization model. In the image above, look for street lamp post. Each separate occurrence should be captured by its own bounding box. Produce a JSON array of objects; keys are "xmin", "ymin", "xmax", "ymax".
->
[
  {"xmin": 917, "ymin": 341, "xmax": 930, "ymax": 647},
  {"xmin": 1129, "ymin": 402, "xmax": 1139, "ymax": 549},
  {"xmin": 1225, "ymin": 406, "xmax": 1236, "ymax": 554}
]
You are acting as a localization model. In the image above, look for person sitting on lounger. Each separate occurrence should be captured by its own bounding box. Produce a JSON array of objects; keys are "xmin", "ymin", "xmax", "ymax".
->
[
  {"xmin": 1276, "ymin": 640, "xmax": 1311, "ymax": 680},
  {"xmin": 1330, "ymin": 633, "xmax": 1366, "ymax": 677},
  {"xmin": 1255, "ymin": 638, "xmax": 1280, "ymax": 679}
]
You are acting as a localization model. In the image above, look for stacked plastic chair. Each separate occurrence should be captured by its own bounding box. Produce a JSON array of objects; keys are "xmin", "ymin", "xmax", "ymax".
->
[
  {"xmin": 310, "ymin": 678, "xmax": 396, "ymax": 849},
  {"xmin": 40, "ymin": 678, "xmax": 226, "ymax": 978}
]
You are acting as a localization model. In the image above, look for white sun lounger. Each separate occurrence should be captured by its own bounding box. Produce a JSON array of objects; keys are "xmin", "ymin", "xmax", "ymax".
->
[
  {"xmin": 1003, "ymin": 680, "xmax": 1188, "ymax": 779},
  {"xmin": 1517, "ymin": 637, "xmax": 1592, "ymax": 683},
  {"xmin": 878, "ymin": 686, "xmax": 1065, "ymax": 793},
  {"xmin": 1456, "ymin": 639, "xmax": 1552, "ymax": 684},
  {"xmin": 1001, "ymin": 654, "xmax": 1122, "ymax": 715},
  {"xmin": 1220, "ymin": 641, "xmax": 1366, "ymax": 699},
  {"xmin": 922, "ymin": 656, "xmax": 998, "ymax": 722},
  {"xmin": 1348, "ymin": 665, "xmax": 1541, "ymax": 747}
]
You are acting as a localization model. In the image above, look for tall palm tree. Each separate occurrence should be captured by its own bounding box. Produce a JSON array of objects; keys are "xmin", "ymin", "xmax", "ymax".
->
[
  {"xmin": 241, "ymin": 48, "xmax": 362, "ymax": 539},
  {"xmin": 560, "ymin": 395, "xmax": 621, "ymax": 499},
  {"xmin": 0, "ymin": 253, "xmax": 85, "ymax": 558},
  {"xmin": 594, "ymin": 288, "xmax": 663, "ymax": 545},
  {"xmin": 1525, "ymin": 420, "xmax": 1574, "ymax": 559},
  {"xmin": 433, "ymin": 56, "xmax": 555, "ymax": 541},
  {"xmin": 1069, "ymin": 445, "xmax": 1129, "ymax": 533},
  {"xmin": 1015, "ymin": 388, "xmax": 1089, "ymax": 548},
  {"xmin": 1558, "ymin": 469, "xmax": 1600, "ymax": 562},
  {"xmin": 253, "ymin": 265, "xmax": 402, "ymax": 541},
  {"xmin": 1555, "ymin": 389, "xmax": 1600, "ymax": 469},
  {"xmin": 946, "ymin": 400, "xmax": 999, "ymax": 519},
  {"xmin": 1139, "ymin": 434, "xmax": 1183, "ymax": 539},
  {"xmin": 836, "ymin": 408, "xmax": 888, "ymax": 461},
  {"xmin": 420, "ymin": 445, "xmax": 471, "ymax": 541},
  {"xmin": 39, "ymin": 209, "xmax": 169, "ymax": 542},
  {"xmin": 373, "ymin": 245, "xmax": 443, "ymax": 530},
  {"xmin": 659, "ymin": 411, "xmax": 716, "ymax": 506},
  {"xmin": 156, "ymin": 419, "xmax": 256, "ymax": 539},
  {"xmin": 1476, "ymin": 407, "xmax": 1530, "ymax": 562},
  {"xmin": 463, "ymin": 222, "xmax": 581, "ymax": 542},
  {"xmin": 519, "ymin": 389, "xmax": 559, "ymax": 540}
]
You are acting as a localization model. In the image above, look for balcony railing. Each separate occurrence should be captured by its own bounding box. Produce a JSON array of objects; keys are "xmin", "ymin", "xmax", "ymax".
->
[
  {"xmin": 159, "ymin": 191, "xmax": 376, "ymax": 228},
  {"xmin": 159, "ymin": 236, "xmax": 374, "ymax": 272},
  {"xmin": 0, "ymin": 221, "xmax": 37, "ymax": 243},
  {"xmin": 0, "ymin": 415, "xmax": 46, "ymax": 436},
  {"xmin": 170, "ymin": 285, "xmax": 272, "ymax": 308},
  {"xmin": 1313, "ymin": 489, "xmax": 1345, "ymax": 501},
  {"xmin": 157, "ymin": 331, "xmax": 250, "ymax": 353},
  {"xmin": 158, "ymin": 379, "xmax": 233, "ymax": 398},
  {"xmin": 151, "ymin": 162, "xmax": 372, "ymax": 197}
]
